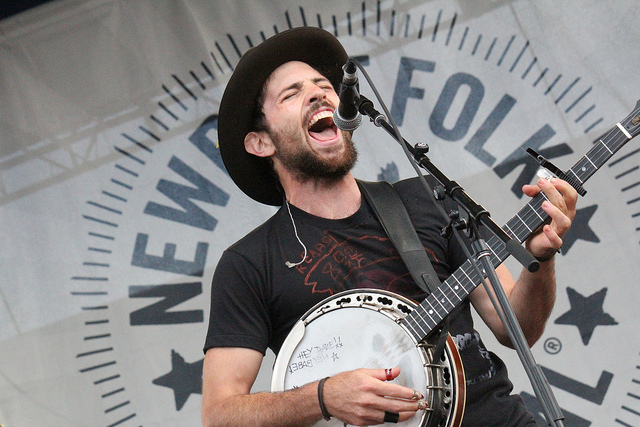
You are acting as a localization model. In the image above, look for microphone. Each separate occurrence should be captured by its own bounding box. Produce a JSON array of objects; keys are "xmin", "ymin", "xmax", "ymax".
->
[{"xmin": 333, "ymin": 59, "xmax": 362, "ymax": 131}]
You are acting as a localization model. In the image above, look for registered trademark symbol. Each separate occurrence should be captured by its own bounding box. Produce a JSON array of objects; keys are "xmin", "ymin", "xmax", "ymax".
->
[{"xmin": 544, "ymin": 337, "xmax": 562, "ymax": 354}]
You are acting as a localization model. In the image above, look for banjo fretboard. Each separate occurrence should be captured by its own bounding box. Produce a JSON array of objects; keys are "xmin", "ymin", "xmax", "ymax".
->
[{"xmin": 402, "ymin": 100, "xmax": 640, "ymax": 342}]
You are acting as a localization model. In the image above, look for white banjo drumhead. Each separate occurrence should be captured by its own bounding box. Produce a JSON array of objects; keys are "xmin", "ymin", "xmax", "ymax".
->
[
  {"xmin": 278, "ymin": 305, "xmax": 428, "ymax": 391},
  {"xmin": 272, "ymin": 291, "xmax": 432, "ymax": 426}
]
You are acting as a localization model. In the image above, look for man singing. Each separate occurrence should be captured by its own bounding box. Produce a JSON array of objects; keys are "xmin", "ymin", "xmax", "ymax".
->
[{"xmin": 202, "ymin": 26, "xmax": 576, "ymax": 426}]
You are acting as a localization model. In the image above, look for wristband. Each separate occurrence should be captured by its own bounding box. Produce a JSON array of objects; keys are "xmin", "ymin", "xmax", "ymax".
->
[
  {"xmin": 318, "ymin": 377, "xmax": 331, "ymax": 421},
  {"xmin": 535, "ymin": 247, "xmax": 561, "ymax": 263}
]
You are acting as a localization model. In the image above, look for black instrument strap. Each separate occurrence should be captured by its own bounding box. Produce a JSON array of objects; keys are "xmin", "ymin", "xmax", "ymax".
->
[{"xmin": 358, "ymin": 180, "xmax": 441, "ymax": 295}]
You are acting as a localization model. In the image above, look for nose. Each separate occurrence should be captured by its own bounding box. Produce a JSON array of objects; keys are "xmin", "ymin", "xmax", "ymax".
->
[{"xmin": 308, "ymin": 84, "xmax": 327, "ymax": 105}]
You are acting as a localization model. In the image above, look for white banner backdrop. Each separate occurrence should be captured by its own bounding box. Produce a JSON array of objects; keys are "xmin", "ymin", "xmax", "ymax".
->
[{"xmin": 1, "ymin": 0, "xmax": 639, "ymax": 425}]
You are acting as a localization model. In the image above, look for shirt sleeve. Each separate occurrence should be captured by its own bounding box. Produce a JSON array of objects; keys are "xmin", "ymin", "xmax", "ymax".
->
[{"xmin": 203, "ymin": 248, "xmax": 271, "ymax": 355}]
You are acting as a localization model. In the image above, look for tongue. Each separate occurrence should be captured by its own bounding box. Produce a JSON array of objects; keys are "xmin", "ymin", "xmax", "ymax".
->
[
  {"xmin": 309, "ymin": 126, "xmax": 337, "ymax": 141},
  {"xmin": 308, "ymin": 116, "xmax": 338, "ymax": 142}
]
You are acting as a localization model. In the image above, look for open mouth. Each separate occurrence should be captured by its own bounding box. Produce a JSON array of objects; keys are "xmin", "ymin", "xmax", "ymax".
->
[{"xmin": 307, "ymin": 110, "xmax": 338, "ymax": 142}]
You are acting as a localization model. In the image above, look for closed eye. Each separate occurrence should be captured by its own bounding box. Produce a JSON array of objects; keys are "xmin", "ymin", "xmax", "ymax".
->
[{"xmin": 281, "ymin": 90, "xmax": 299, "ymax": 102}]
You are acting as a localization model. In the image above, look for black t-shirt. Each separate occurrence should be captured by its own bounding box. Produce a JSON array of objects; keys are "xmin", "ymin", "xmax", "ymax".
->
[{"xmin": 204, "ymin": 176, "xmax": 535, "ymax": 426}]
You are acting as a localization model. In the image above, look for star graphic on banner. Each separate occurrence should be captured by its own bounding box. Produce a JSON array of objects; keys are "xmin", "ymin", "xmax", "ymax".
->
[
  {"xmin": 554, "ymin": 287, "xmax": 618, "ymax": 345},
  {"xmin": 153, "ymin": 349, "xmax": 204, "ymax": 410},
  {"xmin": 560, "ymin": 205, "xmax": 599, "ymax": 255},
  {"xmin": 378, "ymin": 162, "xmax": 399, "ymax": 182}
]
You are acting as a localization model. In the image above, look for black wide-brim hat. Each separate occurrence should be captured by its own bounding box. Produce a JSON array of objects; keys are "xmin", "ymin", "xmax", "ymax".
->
[{"xmin": 218, "ymin": 26, "xmax": 349, "ymax": 206}]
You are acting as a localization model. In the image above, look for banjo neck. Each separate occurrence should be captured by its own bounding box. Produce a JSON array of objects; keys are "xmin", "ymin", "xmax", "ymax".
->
[{"xmin": 401, "ymin": 100, "xmax": 640, "ymax": 343}]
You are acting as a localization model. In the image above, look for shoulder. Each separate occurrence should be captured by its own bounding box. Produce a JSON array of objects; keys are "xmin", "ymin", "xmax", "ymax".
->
[
  {"xmin": 227, "ymin": 206, "xmax": 287, "ymax": 253},
  {"xmin": 213, "ymin": 206, "xmax": 290, "ymax": 275},
  {"xmin": 212, "ymin": 207, "xmax": 289, "ymax": 297}
]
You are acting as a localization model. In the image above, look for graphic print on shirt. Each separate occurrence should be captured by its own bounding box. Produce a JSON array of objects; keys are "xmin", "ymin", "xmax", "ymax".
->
[{"xmin": 291, "ymin": 230, "xmax": 439, "ymax": 300}]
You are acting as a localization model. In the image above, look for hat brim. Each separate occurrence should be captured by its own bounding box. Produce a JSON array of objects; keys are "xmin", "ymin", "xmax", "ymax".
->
[{"xmin": 218, "ymin": 27, "xmax": 349, "ymax": 206}]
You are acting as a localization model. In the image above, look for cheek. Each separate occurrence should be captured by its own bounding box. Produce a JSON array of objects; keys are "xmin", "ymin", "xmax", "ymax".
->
[{"xmin": 264, "ymin": 104, "xmax": 302, "ymax": 131}]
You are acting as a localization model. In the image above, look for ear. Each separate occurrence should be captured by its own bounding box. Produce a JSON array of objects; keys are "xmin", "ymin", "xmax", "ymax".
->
[{"xmin": 244, "ymin": 131, "xmax": 276, "ymax": 158}]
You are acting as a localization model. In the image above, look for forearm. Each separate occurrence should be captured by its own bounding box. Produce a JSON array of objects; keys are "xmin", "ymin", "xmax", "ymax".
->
[
  {"xmin": 202, "ymin": 380, "xmax": 323, "ymax": 427},
  {"xmin": 509, "ymin": 257, "xmax": 557, "ymax": 346},
  {"xmin": 203, "ymin": 367, "xmax": 425, "ymax": 426},
  {"xmin": 486, "ymin": 176, "xmax": 574, "ymax": 348}
]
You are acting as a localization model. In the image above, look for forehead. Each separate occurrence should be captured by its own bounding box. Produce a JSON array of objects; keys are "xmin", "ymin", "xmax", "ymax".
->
[{"xmin": 263, "ymin": 61, "xmax": 329, "ymax": 95}]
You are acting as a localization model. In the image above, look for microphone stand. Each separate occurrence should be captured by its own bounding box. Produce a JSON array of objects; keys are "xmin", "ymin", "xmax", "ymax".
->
[{"xmin": 357, "ymin": 95, "xmax": 565, "ymax": 427}]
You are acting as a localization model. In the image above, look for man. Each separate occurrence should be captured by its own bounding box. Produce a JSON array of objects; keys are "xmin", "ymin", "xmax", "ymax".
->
[{"xmin": 202, "ymin": 27, "xmax": 576, "ymax": 426}]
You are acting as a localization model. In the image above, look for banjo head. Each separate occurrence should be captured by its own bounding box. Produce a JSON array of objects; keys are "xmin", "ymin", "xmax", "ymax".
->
[{"xmin": 271, "ymin": 289, "xmax": 465, "ymax": 427}]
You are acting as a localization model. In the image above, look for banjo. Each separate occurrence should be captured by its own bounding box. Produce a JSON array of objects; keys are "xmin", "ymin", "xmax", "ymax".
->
[{"xmin": 271, "ymin": 101, "xmax": 640, "ymax": 426}]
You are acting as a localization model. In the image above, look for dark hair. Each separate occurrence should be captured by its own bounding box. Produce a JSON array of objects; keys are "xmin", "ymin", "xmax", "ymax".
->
[
  {"xmin": 247, "ymin": 79, "xmax": 278, "ymax": 189},
  {"xmin": 251, "ymin": 81, "xmax": 269, "ymax": 133}
]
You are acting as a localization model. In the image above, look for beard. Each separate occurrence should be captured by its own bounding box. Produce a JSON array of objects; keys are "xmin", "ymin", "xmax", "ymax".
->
[{"xmin": 268, "ymin": 126, "xmax": 358, "ymax": 185}]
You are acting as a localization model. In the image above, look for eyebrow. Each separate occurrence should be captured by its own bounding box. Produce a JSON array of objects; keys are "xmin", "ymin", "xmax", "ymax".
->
[{"xmin": 276, "ymin": 77, "xmax": 332, "ymax": 99}]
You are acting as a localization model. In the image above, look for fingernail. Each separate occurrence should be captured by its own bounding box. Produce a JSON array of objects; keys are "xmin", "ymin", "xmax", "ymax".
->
[
  {"xmin": 413, "ymin": 390, "xmax": 424, "ymax": 400},
  {"xmin": 418, "ymin": 400, "xmax": 427, "ymax": 410}
]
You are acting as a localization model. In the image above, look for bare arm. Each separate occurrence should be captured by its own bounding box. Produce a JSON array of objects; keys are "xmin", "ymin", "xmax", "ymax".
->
[
  {"xmin": 201, "ymin": 347, "xmax": 427, "ymax": 426},
  {"xmin": 470, "ymin": 178, "xmax": 577, "ymax": 347},
  {"xmin": 470, "ymin": 261, "xmax": 556, "ymax": 347},
  {"xmin": 202, "ymin": 348, "xmax": 426, "ymax": 426},
  {"xmin": 202, "ymin": 347, "xmax": 325, "ymax": 426}
]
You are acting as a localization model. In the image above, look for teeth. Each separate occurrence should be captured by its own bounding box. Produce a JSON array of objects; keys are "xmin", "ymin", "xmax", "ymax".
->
[{"xmin": 308, "ymin": 110, "xmax": 333, "ymax": 127}]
